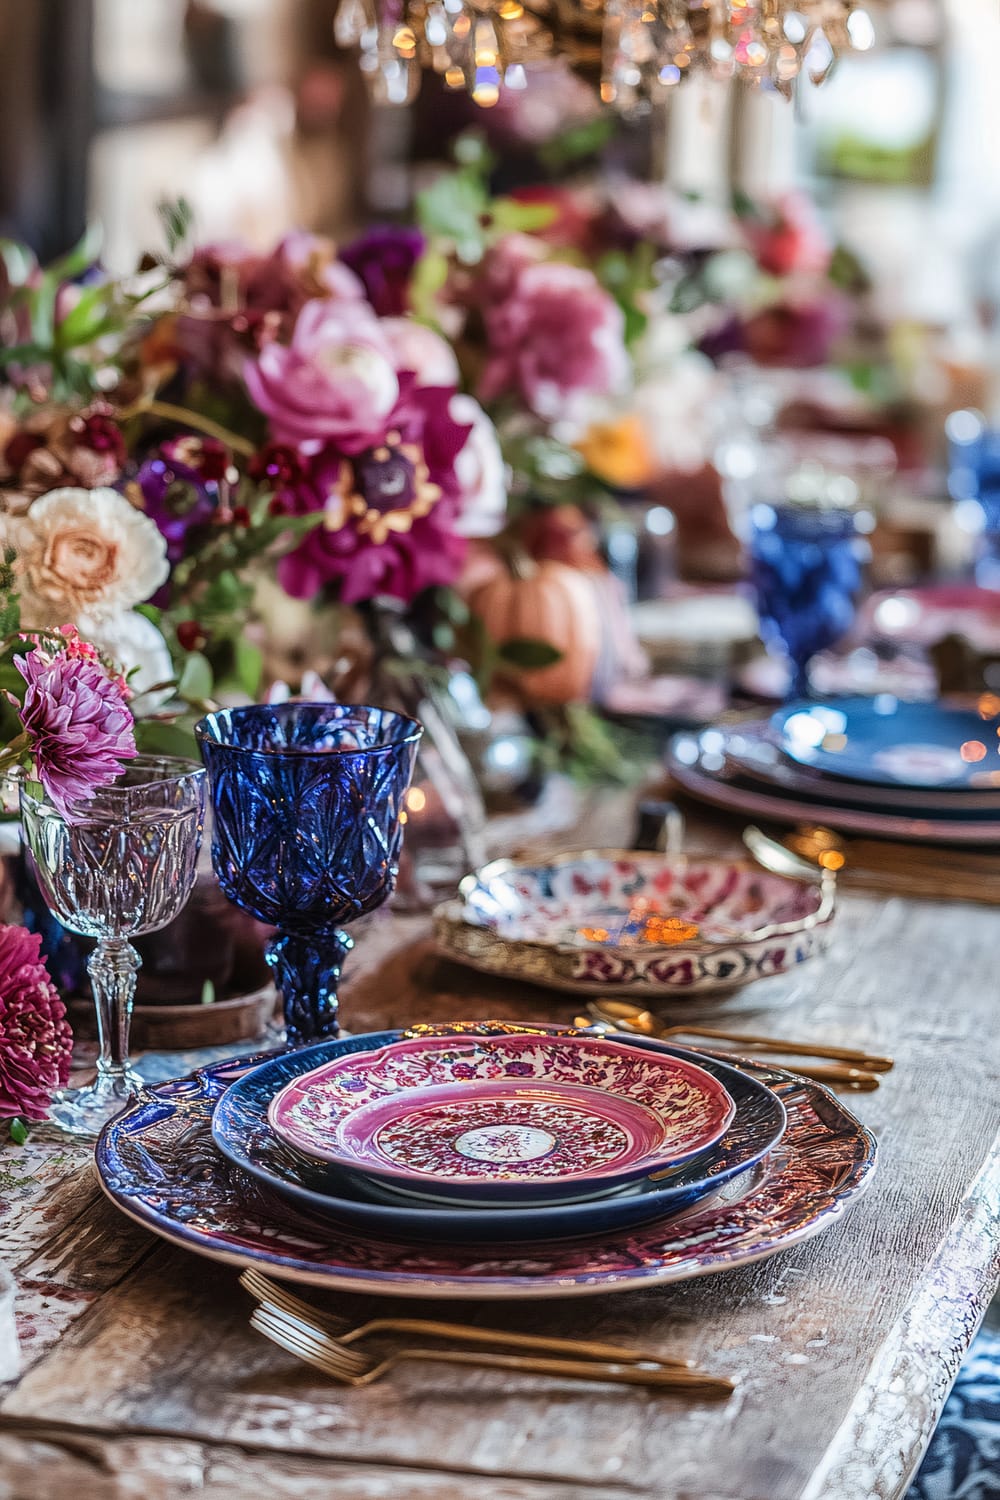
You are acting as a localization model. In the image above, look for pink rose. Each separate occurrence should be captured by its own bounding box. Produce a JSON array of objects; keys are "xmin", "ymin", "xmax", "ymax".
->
[
  {"xmin": 477, "ymin": 233, "xmax": 547, "ymax": 305},
  {"xmin": 380, "ymin": 318, "xmax": 460, "ymax": 387},
  {"xmin": 244, "ymin": 299, "xmax": 400, "ymax": 451},
  {"xmin": 479, "ymin": 261, "xmax": 629, "ymax": 421}
]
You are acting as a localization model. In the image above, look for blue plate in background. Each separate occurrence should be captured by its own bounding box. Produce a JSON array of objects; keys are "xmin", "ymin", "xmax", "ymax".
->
[{"xmin": 774, "ymin": 696, "xmax": 1000, "ymax": 791}]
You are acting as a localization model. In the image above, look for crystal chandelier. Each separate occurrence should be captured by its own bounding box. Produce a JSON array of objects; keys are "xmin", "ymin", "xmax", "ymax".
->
[{"xmin": 334, "ymin": 0, "xmax": 874, "ymax": 110}]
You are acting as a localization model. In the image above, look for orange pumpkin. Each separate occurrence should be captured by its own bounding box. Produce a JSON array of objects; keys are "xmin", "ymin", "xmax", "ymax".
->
[{"xmin": 468, "ymin": 558, "xmax": 604, "ymax": 705}]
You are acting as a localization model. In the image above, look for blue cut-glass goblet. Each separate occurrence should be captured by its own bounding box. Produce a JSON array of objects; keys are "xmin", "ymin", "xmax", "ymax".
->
[
  {"xmin": 750, "ymin": 502, "xmax": 866, "ymax": 699},
  {"xmin": 195, "ymin": 703, "xmax": 422, "ymax": 1047}
]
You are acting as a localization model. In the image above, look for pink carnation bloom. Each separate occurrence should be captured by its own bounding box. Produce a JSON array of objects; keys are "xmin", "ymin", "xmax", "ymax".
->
[
  {"xmin": 479, "ymin": 261, "xmax": 629, "ymax": 421},
  {"xmin": 15, "ymin": 649, "xmax": 137, "ymax": 820},
  {"xmin": 244, "ymin": 299, "xmax": 400, "ymax": 452},
  {"xmin": 0, "ymin": 924, "xmax": 72, "ymax": 1122}
]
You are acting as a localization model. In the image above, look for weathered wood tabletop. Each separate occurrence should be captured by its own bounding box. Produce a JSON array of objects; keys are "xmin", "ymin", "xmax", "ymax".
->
[{"xmin": 1, "ymin": 788, "xmax": 999, "ymax": 1500}]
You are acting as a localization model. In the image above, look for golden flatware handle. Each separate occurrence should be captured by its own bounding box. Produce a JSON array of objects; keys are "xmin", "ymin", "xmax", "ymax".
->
[
  {"xmin": 241, "ymin": 1269, "xmax": 692, "ymax": 1370},
  {"xmin": 783, "ymin": 1061, "xmax": 880, "ymax": 1090},
  {"xmin": 350, "ymin": 1317, "xmax": 692, "ymax": 1368},
  {"xmin": 659, "ymin": 1025, "xmax": 893, "ymax": 1072},
  {"xmin": 387, "ymin": 1347, "xmax": 734, "ymax": 1396}
]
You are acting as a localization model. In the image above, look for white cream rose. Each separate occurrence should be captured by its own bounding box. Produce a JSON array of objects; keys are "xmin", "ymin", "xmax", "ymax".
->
[
  {"xmin": 451, "ymin": 395, "xmax": 507, "ymax": 540},
  {"xmin": 10, "ymin": 486, "xmax": 169, "ymax": 622},
  {"xmin": 77, "ymin": 609, "xmax": 175, "ymax": 715}
]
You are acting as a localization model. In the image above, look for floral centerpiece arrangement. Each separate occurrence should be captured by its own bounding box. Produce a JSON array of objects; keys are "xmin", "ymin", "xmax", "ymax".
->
[{"xmin": 0, "ymin": 212, "xmax": 518, "ymax": 743}]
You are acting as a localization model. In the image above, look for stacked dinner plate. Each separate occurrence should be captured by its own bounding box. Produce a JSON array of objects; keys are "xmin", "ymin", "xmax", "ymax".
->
[
  {"xmin": 94, "ymin": 1021, "xmax": 877, "ymax": 1300},
  {"xmin": 667, "ymin": 695, "xmax": 1000, "ymax": 844}
]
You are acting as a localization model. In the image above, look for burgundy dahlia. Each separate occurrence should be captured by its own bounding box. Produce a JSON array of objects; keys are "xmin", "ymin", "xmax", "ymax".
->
[
  {"xmin": 15, "ymin": 648, "xmax": 137, "ymax": 819},
  {"xmin": 0, "ymin": 924, "xmax": 72, "ymax": 1122}
]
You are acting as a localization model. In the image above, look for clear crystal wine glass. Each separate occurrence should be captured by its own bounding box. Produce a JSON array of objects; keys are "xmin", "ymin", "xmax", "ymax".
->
[{"xmin": 18, "ymin": 756, "xmax": 206, "ymax": 1136}]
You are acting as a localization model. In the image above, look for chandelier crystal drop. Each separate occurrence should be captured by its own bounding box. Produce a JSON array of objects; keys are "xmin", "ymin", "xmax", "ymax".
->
[{"xmin": 334, "ymin": 0, "xmax": 872, "ymax": 110}]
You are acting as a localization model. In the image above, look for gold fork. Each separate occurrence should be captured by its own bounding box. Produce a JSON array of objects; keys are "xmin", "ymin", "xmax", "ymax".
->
[
  {"xmin": 250, "ymin": 1303, "xmax": 735, "ymax": 1398},
  {"xmin": 240, "ymin": 1268, "xmax": 692, "ymax": 1369},
  {"xmin": 587, "ymin": 1000, "xmax": 894, "ymax": 1071}
]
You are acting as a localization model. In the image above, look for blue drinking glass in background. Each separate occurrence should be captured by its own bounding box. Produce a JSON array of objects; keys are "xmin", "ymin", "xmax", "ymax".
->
[
  {"xmin": 946, "ymin": 409, "xmax": 1000, "ymax": 587},
  {"xmin": 195, "ymin": 703, "xmax": 421, "ymax": 1047},
  {"xmin": 750, "ymin": 503, "xmax": 867, "ymax": 699}
]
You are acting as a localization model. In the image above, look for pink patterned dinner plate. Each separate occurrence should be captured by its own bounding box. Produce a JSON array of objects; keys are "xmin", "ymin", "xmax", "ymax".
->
[{"xmin": 267, "ymin": 1033, "xmax": 736, "ymax": 1206}]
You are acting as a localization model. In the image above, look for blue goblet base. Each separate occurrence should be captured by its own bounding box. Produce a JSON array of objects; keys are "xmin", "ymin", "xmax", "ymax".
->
[{"xmin": 265, "ymin": 929, "xmax": 353, "ymax": 1048}]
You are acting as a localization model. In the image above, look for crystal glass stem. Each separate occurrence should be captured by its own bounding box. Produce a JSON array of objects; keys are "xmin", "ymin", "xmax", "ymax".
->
[
  {"xmin": 265, "ymin": 929, "xmax": 353, "ymax": 1047},
  {"xmin": 90, "ymin": 938, "xmax": 143, "ymax": 1090},
  {"xmin": 48, "ymin": 938, "xmax": 145, "ymax": 1136}
]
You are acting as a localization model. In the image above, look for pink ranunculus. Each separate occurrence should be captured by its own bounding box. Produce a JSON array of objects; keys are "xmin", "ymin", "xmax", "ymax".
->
[
  {"xmin": 0, "ymin": 924, "xmax": 72, "ymax": 1122},
  {"xmin": 479, "ymin": 261, "xmax": 629, "ymax": 422},
  {"xmin": 380, "ymin": 318, "xmax": 460, "ymax": 388},
  {"xmin": 15, "ymin": 648, "xmax": 137, "ymax": 820},
  {"xmin": 244, "ymin": 299, "xmax": 400, "ymax": 451}
]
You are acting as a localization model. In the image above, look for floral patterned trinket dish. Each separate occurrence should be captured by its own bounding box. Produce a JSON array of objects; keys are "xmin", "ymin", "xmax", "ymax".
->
[
  {"xmin": 266, "ymin": 1031, "xmax": 736, "ymax": 1206},
  {"xmin": 434, "ymin": 851, "xmax": 834, "ymax": 997}
]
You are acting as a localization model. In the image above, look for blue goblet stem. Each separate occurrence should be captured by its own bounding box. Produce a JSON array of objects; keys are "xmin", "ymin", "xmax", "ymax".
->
[{"xmin": 265, "ymin": 929, "xmax": 353, "ymax": 1047}]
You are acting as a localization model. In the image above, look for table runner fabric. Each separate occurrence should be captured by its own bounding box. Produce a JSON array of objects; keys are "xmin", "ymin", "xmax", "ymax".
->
[{"xmin": 909, "ymin": 1321, "xmax": 1000, "ymax": 1500}]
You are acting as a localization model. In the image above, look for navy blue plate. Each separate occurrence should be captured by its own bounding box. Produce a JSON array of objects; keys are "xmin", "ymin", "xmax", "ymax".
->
[
  {"xmin": 774, "ymin": 696, "xmax": 1000, "ymax": 792},
  {"xmin": 210, "ymin": 1027, "xmax": 786, "ymax": 1244}
]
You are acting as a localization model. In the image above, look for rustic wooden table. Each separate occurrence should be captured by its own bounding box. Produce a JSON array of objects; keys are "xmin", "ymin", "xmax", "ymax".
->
[{"xmin": 1, "ymin": 789, "xmax": 999, "ymax": 1500}]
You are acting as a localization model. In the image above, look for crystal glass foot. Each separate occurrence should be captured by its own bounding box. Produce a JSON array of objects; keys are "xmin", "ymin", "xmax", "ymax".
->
[
  {"xmin": 19, "ymin": 757, "xmax": 207, "ymax": 1136},
  {"xmin": 195, "ymin": 703, "xmax": 422, "ymax": 1048},
  {"xmin": 750, "ymin": 502, "xmax": 866, "ymax": 699}
]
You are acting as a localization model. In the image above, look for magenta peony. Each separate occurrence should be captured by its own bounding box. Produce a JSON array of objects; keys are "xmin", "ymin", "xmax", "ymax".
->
[
  {"xmin": 244, "ymin": 299, "xmax": 400, "ymax": 451},
  {"xmin": 275, "ymin": 379, "xmax": 472, "ymax": 606},
  {"xmin": 479, "ymin": 260, "xmax": 629, "ymax": 421},
  {"xmin": 15, "ymin": 648, "xmax": 137, "ymax": 819},
  {"xmin": 0, "ymin": 924, "xmax": 72, "ymax": 1122}
]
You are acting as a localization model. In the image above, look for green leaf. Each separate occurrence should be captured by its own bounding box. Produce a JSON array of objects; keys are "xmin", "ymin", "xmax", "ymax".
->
[
  {"xmin": 0, "ymin": 239, "xmax": 37, "ymax": 288},
  {"xmin": 158, "ymin": 197, "xmax": 194, "ymax": 256},
  {"xmin": 538, "ymin": 116, "xmax": 615, "ymax": 171},
  {"xmin": 135, "ymin": 603, "xmax": 163, "ymax": 629},
  {"xmin": 409, "ymin": 250, "xmax": 450, "ymax": 324},
  {"xmin": 0, "ymin": 342, "xmax": 47, "ymax": 369},
  {"xmin": 133, "ymin": 719, "xmax": 198, "ymax": 760},
  {"xmin": 53, "ymin": 283, "xmax": 119, "ymax": 349},
  {"xmin": 491, "ymin": 200, "xmax": 557, "ymax": 234},
  {"xmin": 416, "ymin": 170, "xmax": 489, "ymax": 263},
  {"xmin": 46, "ymin": 223, "xmax": 103, "ymax": 284},
  {"xmin": 201, "ymin": 979, "xmax": 216, "ymax": 1006},
  {"xmin": 497, "ymin": 637, "xmax": 563, "ymax": 670},
  {"xmin": 234, "ymin": 637, "xmax": 263, "ymax": 699},
  {"xmin": 177, "ymin": 651, "xmax": 214, "ymax": 702},
  {"xmin": 8, "ymin": 1117, "xmax": 28, "ymax": 1146}
]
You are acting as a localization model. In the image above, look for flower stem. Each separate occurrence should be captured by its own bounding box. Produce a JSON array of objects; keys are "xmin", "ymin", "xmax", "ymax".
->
[{"xmin": 117, "ymin": 397, "xmax": 256, "ymax": 457}]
